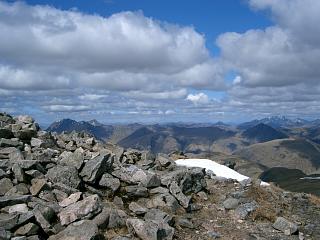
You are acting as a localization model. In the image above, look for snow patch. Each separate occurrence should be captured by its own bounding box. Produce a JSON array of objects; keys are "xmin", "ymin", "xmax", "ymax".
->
[{"xmin": 176, "ymin": 159, "xmax": 269, "ymax": 186}]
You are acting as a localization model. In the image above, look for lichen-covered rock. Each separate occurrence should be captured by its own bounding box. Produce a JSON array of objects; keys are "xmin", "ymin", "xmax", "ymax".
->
[{"xmin": 46, "ymin": 165, "xmax": 80, "ymax": 189}]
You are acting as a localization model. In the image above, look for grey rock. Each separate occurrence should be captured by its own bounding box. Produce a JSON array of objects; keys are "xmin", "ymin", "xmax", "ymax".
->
[
  {"xmin": 99, "ymin": 173, "xmax": 121, "ymax": 192},
  {"xmin": 48, "ymin": 220, "xmax": 99, "ymax": 240},
  {"xmin": 125, "ymin": 185, "xmax": 149, "ymax": 198},
  {"xmin": 207, "ymin": 231, "xmax": 221, "ymax": 239},
  {"xmin": 235, "ymin": 201, "xmax": 258, "ymax": 219},
  {"xmin": 0, "ymin": 195, "xmax": 31, "ymax": 208},
  {"xmin": 108, "ymin": 209, "xmax": 128, "ymax": 229},
  {"xmin": 144, "ymin": 208, "xmax": 173, "ymax": 225},
  {"xmin": 0, "ymin": 213, "xmax": 20, "ymax": 230},
  {"xmin": 176, "ymin": 218, "xmax": 194, "ymax": 229},
  {"xmin": 112, "ymin": 165, "xmax": 148, "ymax": 184},
  {"xmin": 25, "ymin": 170, "xmax": 44, "ymax": 179},
  {"xmin": 127, "ymin": 218, "xmax": 174, "ymax": 240},
  {"xmin": 223, "ymin": 197, "xmax": 239, "ymax": 210},
  {"xmin": 14, "ymin": 223, "xmax": 39, "ymax": 236},
  {"xmin": 150, "ymin": 187, "xmax": 169, "ymax": 195},
  {"xmin": 93, "ymin": 207, "xmax": 111, "ymax": 229},
  {"xmin": 59, "ymin": 192, "xmax": 82, "ymax": 207},
  {"xmin": 12, "ymin": 164, "xmax": 26, "ymax": 183},
  {"xmin": 58, "ymin": 194, "xmax": 101, "ymax": 226},
  {"xmin": 169, "ymin": 181, "xmax": 190, "ymax": 208},
  {"xmin": 273, "ymin": 217, "xmax": 298, "ymax": 235},
  {"xmin": 0, "ymin": 178, "xmax": 13, "ymax": 195},
  {"xmin": 160, "ymin": 169, "xmax": 186, "ymax": 187},
  {"xmin": 0, "ymin": 138, "xmax": 21, "ymax": 147},
  {"xmin": 46, "ymin": 165, "xmax": 81, "ymax": 189},
  {"xmin": 147, "ymin": 193, "xmax": 180, "ymax": 213},
  {"xmin": 156, "ymin": 154, "xmax": 175, "ymax": 169},
  {"xmin": 0, "ymin": 229, "xmax": 11, "ymax": 240},
  {"xmin": 129, "ymin": 202, "xmax": 148, "ymax": 215},
  {"xmin": 30, "ymin": 178, "xmax": 50, "ymax": 196},
  {"xmin": 60, "ymin": 148, "xmax": 84, "ymax": 170},
  {"xmin": 8, "ymin": 203, "xmax": 29, "ymax": 214},
  {"xmin": 33, "ymin": 205, "xmax": 54, "ymax": 232},
  {"xmin": 80, "ymin": 153, "xmax": 113, "ymax": 183},
  {"xmin": 6, "ymin": 183, "xmax": 30, "ymax": 196},
  {"xmin": 30, "ymin": 138, "xmax": 43, "ymax": 148},
  {"xmin": 180, "ymin": 167, "xmax": 206, "ymax": 194}
]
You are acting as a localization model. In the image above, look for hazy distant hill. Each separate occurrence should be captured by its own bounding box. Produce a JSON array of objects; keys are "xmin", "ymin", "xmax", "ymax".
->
[
  {"xmin": 118, "ymin": 125, "xmax": 236, "ymax": 154},
  {"xmin": 47, "ymin": 119, "xmax": 114, "ymax": 140},
  {"xmin": 238, "ymin": 116, "xmax": 309, "ymax": 129},
  {"xmin": 242, "ymin": 123, "xmax": 288, "ymax": 143},
  {"xmin": 235, "ymin": 138, "xmax": 320, "ymax": 174},
  {"xmin": 260, "ymin": 167, "xmax": 320, "ymax": 196}
]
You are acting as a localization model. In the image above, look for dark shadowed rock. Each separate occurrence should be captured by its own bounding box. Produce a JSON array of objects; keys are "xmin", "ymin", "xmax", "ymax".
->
[
  {"xmin": 125, "ymin": 185, "xmax": 149, "ymax": 198},
  {"xmin": 0, "ymin": 195, "xmax": 31, "ymax": 208},
  {"xmin": 169, "ymin": 181, "xmax": 190, "ymax": 208}
]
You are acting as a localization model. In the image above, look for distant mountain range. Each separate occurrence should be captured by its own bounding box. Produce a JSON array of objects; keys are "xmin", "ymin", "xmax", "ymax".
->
[{"xmin": 46, "ymin": 116, "xmax": 320, "ymax": 196}]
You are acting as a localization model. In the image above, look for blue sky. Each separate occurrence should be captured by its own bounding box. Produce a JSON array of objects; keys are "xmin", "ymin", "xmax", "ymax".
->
[{"xmin": 1, "ymin": 0, "xmax": 320, "ymax": 126}]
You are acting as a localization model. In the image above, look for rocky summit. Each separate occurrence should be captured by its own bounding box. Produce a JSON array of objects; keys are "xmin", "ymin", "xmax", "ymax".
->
[{"xmin": 0, "ymin": 112, "xmax": 319, "ymax": 240}]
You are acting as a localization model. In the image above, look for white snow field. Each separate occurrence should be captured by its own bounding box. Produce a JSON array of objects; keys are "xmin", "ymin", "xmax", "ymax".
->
[{"xmin": 176, "ymin": 158, "xmax": 269, "ymax": 186}]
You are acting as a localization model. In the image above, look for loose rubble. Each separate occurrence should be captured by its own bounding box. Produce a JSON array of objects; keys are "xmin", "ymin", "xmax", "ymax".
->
[{"xmin": 0, "ymin": 112, "xmax": 319, "ymax": 239}]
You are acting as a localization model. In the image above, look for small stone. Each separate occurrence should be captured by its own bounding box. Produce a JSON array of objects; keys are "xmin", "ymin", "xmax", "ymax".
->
[
  {"xmin": 14, "ymin": 223, "xmax": 39, "ymax": 236},
  {"xmin": 273, "ymin": 217, "xmax": 298, "ymax": 235},
  {"xmin": 48, "ymin": 220, "xmax": 99, "ymax": 240},
  {"xmin": 99, "ymin": 173, "xmax": 121, "ymax": 192},
  {"xmin": 59, "ymin": 192, "xmax": 82, "ymax": 207},
  {"xmin": 8, "ymin": 203, "xmax": 29, "ymax": 214},
  {"xmin": 0, "ymin": 178, "xmax": 13, "ymax": 196},
  {"xmin": 12, "ymin": 164, "xmax": 26, "ymax": 183},
  {"xmin": 207, "ymin": 231, "xmax": 221, "ymax": 239},
  {"xmin": 30, "ymin": 178, "xmax": 49, "ymax": 196},
  {"xmin": 129, "ymin": 202, "xmax": 148, "ymax": 215},
  {"xmin": 223, "ymin": 198, "xmax": 239, "ymax": 210},
  {"xmin": 125, "ymin": 185, "xmax": 149, "ymax": 198}
]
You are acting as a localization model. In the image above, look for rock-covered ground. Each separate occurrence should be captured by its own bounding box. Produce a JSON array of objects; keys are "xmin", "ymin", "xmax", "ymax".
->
[{"xmin": 0, "ymin": 112, "xmax": 319, "ymax": 240}]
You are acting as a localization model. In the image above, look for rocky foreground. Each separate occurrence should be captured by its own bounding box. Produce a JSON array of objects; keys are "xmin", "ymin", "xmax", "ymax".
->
[{"xmin": 0, "ymin": 113, "xmax": 319, "ymax": 240}]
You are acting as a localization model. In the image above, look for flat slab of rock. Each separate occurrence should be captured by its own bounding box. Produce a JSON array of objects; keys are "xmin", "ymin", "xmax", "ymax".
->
[
  {"xmin": 59, "ymin": 192, "xmax": 82, "ymax": 207},
  {"xmin": 0, "ymin": 195, "xmax": 31, "ymax": 208},
  {"xmin": 273, "ymin": 217, "xmax": 298, "ymax": 235},
  {"xmin": 48, "ymin": 220, "xmax": 99, "ymax": 240},
  {"xmin": 58, "ymin": 194, "xmax": 101, "ymax": 226}
]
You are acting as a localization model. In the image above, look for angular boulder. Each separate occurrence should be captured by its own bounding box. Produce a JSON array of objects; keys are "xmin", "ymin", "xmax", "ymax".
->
[
  {"xmin": 58, "ymin": 194, "xmax": 102, "ymax": 226},
  {"xmin": 80, "ymin": 153, "xmax": 113, "ymax": 184}
]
